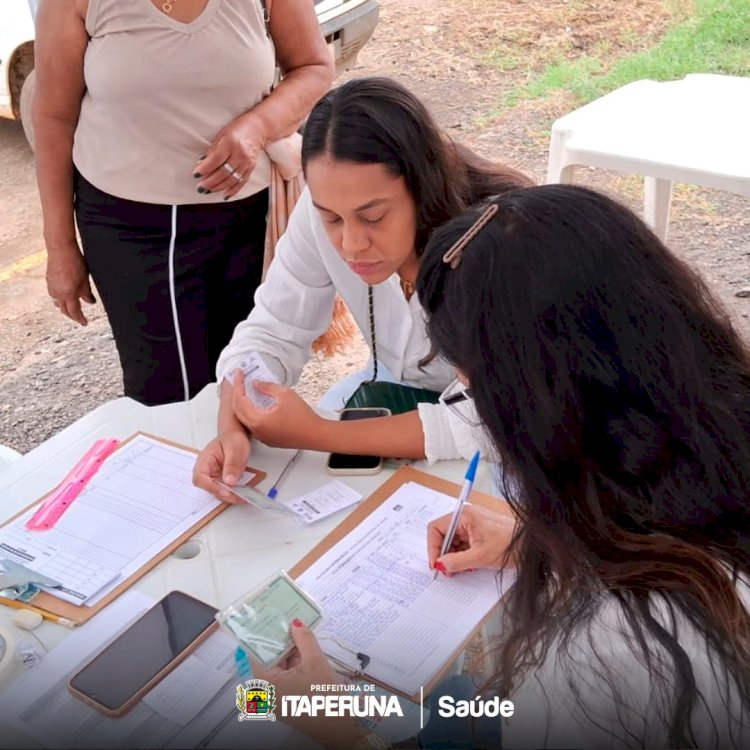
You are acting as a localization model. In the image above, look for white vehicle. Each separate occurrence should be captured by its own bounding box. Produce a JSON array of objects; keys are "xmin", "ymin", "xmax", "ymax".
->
[{"xmin": 0, "ymin": 0, "xmax": 379, "ymax": 147}]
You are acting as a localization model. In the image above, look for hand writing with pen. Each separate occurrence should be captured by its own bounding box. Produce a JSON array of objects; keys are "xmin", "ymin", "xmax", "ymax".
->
[{"xmin": 427, "ymin": 504, "xmax": 517, "ymax": 577}]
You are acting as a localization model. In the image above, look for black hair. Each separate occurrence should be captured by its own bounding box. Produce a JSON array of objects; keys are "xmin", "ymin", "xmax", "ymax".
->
[
  {"xmin": 418, "ymin": 184, "xmax": 750, "ymax": 746},
  {"xmin": 302, "ymin": 77, "xmax": 532, "ymax": 254}
]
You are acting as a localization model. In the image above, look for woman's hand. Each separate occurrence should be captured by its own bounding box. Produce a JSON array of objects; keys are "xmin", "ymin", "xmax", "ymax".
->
[
  {"xmin": 193, "ymin": 113, "xmax": 266, "ymax": 200},
  {"xmin": 193, "ymin": 0, "xmax": 333, "ymax": 200},
  {"xmin": 254, "ymin": 620, "xmax": 367, "ymax": 749},
  {"xmin": 192, "ymin": 429, "xmax": 251, "ymax": 504},
  {"xmin": 231, "ymin": 371, "xmax": 325, "ymax": 449},
  {"xmin": 428, "ymin": 504, "xmax": 517, "ymax": 575},
  {"xmin": 46, "ymin": 241, "xmax": 96, "ymax": 326}
]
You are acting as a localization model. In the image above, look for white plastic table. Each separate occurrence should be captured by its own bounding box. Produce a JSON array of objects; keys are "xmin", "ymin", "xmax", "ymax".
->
[
  {"xmin": 546, "ymin": 74, "xmax": 750, "ymax": 241},
  {"xmin": 0, "ymin": 385, "xmax": 483, "ymax": 748}
]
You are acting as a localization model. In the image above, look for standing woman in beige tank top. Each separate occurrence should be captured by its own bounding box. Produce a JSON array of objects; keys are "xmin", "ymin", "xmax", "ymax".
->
[{"xmin": 31, "ymin": 0, "xmax": 333, "ymax": 405}]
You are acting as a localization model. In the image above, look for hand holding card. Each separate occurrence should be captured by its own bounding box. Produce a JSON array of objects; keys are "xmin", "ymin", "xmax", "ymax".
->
[
  {"xmin": 213, "ymin": 480, "xmax": 295, "ymax": 515},
  {"xmin": 226, "ymin": 352, "xmax": 279, "ymax": 410}
]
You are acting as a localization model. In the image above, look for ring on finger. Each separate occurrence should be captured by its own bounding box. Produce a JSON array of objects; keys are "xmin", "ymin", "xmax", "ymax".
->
[
  {"xmin": 231, "ymin": 170, "xmax": 243, "ymax": 182},
  {"xmin": 222, "ymin": 162, "xmax": 236, "ymax": 174}
]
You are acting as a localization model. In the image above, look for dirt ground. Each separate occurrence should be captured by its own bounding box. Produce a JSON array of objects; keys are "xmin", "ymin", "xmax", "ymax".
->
[{"xmin": 1, "ymin": 0, "xmax": 749, "ymax": 454}]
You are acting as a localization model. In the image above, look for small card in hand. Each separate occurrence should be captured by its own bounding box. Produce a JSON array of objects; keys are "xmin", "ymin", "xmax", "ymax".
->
[
  {"xmin": 213, "ymin": 480, "xmax": 295, "ymax": 514},
  {"xmin": 227, "ymin": 352, "xmax": 279, "ymax": 410}
]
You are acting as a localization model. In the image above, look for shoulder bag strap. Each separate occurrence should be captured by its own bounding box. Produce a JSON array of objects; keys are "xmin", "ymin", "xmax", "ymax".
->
[{"xmin": 365, "ymin": 286, "xmax": 379, "ymax": 383}]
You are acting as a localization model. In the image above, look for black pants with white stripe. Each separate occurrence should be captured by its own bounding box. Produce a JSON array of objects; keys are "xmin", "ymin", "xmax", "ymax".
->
[{"xmin": 74, "ymin": 172, "xmax": 268, "ymax": 405}]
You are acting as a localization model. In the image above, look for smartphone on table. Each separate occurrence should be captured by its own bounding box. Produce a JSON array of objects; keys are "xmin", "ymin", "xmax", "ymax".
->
[
  {"xmin": 326, "ymin": 407, "xmax": 391, "ymax": 476},
  {"xmin": 68, "ymin": 591, "xmax": 218, "ymax": 716}
]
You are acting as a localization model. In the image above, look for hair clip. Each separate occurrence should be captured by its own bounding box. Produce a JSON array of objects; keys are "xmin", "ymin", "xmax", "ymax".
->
[{"xmin": 442, "ymin": 203, "xmax": 499, "ymax": 269}]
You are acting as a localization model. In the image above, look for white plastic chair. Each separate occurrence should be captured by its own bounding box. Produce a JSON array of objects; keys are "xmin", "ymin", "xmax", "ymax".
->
[{"xmin": 546, "ymin": 74, "xmax": 750, "ymax": 241}]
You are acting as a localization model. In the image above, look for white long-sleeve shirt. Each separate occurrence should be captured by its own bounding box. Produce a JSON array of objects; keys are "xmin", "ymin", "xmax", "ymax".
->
[
  {"xmin": 502, "ymin": 580, "xmax": 750, "ymax": 748},
  {"xmin": 216, "ymin": 188, "xmax": 486, "ymax": 463}
]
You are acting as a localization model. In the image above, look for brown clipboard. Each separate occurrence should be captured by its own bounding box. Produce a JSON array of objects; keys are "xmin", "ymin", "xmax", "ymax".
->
[
  {"xmin": 0, "ymin": 432, "xmax": 266, "ymax": 626},
  {"xmin": 288, "ymin": 464, "xmax": 514, "ymax": 701}
]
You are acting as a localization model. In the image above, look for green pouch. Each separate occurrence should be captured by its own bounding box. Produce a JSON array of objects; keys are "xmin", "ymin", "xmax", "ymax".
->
[{"xmin": 344, "ymin": 380, "xmax": 440, "ymax": 415}]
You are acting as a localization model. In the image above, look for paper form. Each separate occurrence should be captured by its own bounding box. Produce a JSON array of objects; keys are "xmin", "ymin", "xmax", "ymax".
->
[
  {"xmin": 142, "ymin": 655, "xmax": 230, "ymax": 726},
  {"xmin": 296, "ymin": 481, "xmax": 516, "ymax": 696},
  {"xmin": 0, "ymin": 590, "xmax": 294, "ymax": 750},
  {"xmin": 282, "ymin": 480, "xmax": 362, "ymax": 524},
  {"xmin": 0, "ymin": 435, "xmax": 223, "ymax": 606},
  {"xmin": 0, "ymin": 528, "xmax": 119, "ymax": 604}
]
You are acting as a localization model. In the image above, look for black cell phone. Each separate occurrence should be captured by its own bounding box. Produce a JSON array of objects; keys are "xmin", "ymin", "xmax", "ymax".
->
[
  {"xmin": 326, "ymin": 407, "xmax": 391, "ymax": 475},
  {"xmin": 68, "ymin": 591, "xmax": 218, "ymax": 716}
]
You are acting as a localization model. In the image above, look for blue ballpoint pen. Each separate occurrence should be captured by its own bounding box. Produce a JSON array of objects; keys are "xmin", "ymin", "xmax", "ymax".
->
[
  {"xmin": 267, "ymin": 449, "xmax": 302, "ymax": 499},
  {"xmin": 433, "ymin": 450, "xmax": 480, "ymax": 580}
]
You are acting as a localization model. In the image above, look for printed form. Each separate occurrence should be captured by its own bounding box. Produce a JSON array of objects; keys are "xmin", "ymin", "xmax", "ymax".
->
[
  {"xmin": 296, "ymin": 481, "xmax": 516, "ymax": 696},
  {"xmin": 0, "ymin": 435, "xmax": 222, "ymax": 605}
]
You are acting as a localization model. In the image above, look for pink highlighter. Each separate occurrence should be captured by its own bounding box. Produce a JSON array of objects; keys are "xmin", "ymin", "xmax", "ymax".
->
[{"xmin": 25, "ymin": 438, "xmax": 120, "ymax": 531}]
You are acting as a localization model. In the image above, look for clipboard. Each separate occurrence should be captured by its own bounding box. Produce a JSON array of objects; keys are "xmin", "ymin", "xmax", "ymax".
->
[
  {"xmin": 288, "ymin": 464, "xmax": 515, "ymax": 701},
  {"xmin": 0, "ymin": 432, "xmax": 266, "ymax": 626}
]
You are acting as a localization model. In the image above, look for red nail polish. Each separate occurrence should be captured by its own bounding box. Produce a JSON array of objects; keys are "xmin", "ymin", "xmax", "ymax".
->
[
  {"xmin": 434, "ymin": 561, "xmax": 446, "ymax": 573},
  {"xmin": 291, "ymin": 618, "xmax": 304, "ymax": 628}
]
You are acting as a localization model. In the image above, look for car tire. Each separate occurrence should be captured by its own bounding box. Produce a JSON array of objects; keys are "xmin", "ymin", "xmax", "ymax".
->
[{"xmin": 19, "ymin": 68, "xmax": 35, "ymax": 151}]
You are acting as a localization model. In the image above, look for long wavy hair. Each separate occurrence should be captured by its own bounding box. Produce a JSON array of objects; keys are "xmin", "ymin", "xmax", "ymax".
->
[
  {"xmin": 301, "ymin": 77, "xmax": 533, "ymax": 254},
  {"xmin": 417, "ymin": 184, "xmax": 750, "ymax": 746}
]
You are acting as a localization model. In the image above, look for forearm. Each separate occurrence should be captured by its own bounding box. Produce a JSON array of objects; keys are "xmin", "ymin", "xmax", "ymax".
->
[
  {"xmin": 243, "ymin": 62, "xmax": 332, "ymax": 145},
  {"xmin": 312, "ymin": 412, "xmax": 427, "ymax": 460},
  {"xmin": 33, "ymin": 116, "xmax": 79, "ymax": 250},
  {"xmin": 217, "ymin": 380, "xmax": 248, "ymax": 436}
]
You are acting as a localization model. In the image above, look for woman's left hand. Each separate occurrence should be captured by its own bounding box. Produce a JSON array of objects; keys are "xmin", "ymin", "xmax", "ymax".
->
[
  {"xmin": 231, "ymin": 371, "xmax": 325, "ymax": 449},
  {"xmin": 254, "ymin": 620, "xmax": 367, "ymax": 749},
  {"xmin": 193, "ymin": 0, "xmax": 333, "ymax": 201},
  {"xmin": 256, "ymin": 619, "xmax": 339, "ymax": 700},
  {"xmin": 193, "ymin": 113, "xmax": 266, "ymax": 199}
]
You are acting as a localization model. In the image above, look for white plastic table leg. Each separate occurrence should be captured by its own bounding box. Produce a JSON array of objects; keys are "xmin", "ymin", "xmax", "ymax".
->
[{"xmin": 643, "ymin": 176, "xmax": 673, "ymax": 242}]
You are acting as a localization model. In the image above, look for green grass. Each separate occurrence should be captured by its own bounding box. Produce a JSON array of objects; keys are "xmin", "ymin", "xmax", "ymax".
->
[{"xmin": 503, "ymin": 0, "xmax": 750, "ymax": 108}]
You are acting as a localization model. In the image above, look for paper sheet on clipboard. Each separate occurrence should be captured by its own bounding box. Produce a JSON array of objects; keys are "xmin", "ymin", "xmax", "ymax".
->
[
  {"xmin": 290, "ymin": 471, "xmax": 517, "ymax": 699},
  {"xmin": 0, "ymin": 435, "xmax": 224, "ymax": 606}
]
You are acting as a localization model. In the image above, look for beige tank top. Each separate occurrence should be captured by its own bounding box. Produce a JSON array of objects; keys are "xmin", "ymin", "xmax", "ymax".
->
[{"xmin": 73, "ymin": 0, "xmax": 276, "ymax": 205}]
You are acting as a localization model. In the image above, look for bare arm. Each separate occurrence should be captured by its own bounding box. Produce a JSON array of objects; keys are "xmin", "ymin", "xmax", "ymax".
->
[
  {"xmin": 253, "ymin": 0, "xmax": 334, "ymax": 142},
  {"xmin": 196, "ymin": 0, "xmax": 333, "ymax": 197},
  {"xmin": 193, "ymin": 380, "xmax": 253, "ymax": 502},
  {"xmin": 314, "ymin": 411, "xmax": 427, "ymax": 459},
  {"xmin": 194, "ymin": 378, "xmax": 427, "ymax": 500},
  {"xmin": 33, "ymin": 0, "xmax": 94, "ymax": 326},
  {"xmin": 233, "ymin": 378, "xmax": 428, "ymax": 459}
]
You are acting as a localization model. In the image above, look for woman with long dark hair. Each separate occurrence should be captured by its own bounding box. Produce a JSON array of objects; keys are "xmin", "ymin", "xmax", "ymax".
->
[
  {"xmin": 418, "ymin": 184, "xmax": 750, "ymax": 747},
  {"xmin": 256, "ymin": 184, "xmax": 750, "ymax": 748},
  {"xmin": 194, "ymin": 77, "xmax": 531, "ymax": 499}
]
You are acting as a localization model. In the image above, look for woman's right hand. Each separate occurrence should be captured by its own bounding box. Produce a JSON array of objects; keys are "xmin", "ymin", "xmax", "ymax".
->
[
  {"xmin": 45, "ymin": 241, "xmax": 96, "ymax": 326},
  {"xmin": 427, "ymin": 504, "xmax": 517, "ymax": 575},
  {"xmin": 193, "ymin": 429, "xmax": 251, "ymax": 504}
]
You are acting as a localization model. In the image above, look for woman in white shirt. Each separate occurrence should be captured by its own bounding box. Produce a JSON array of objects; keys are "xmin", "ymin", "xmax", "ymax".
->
[
  {"xmin": 256, "ymin": 184, "xmax": 750, "ymax": 749},
  {"xmin": 193, "ymin": 77, "xmax": 531, "ymax": 499}
]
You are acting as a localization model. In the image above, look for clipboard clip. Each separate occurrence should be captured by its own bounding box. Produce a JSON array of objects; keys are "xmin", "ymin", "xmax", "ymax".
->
[
  {"xmin": 25, "ymin": 438, "xmax": 120, "ymax": 531},
  {"xmin": 0, "ymin": 559, "xmax": 61, "ymax": 602},
  {"xmin": 321, "ymin": 636, "xmax": 371, "ymax": 677}
]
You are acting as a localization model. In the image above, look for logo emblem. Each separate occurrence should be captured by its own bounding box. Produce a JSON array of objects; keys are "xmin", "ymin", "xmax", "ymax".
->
[{"xmin": 236, "ymin": 678, "xmax": 276, "ymax": 722}]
